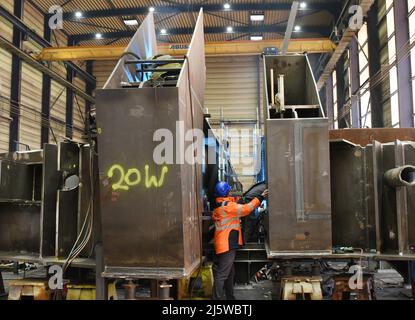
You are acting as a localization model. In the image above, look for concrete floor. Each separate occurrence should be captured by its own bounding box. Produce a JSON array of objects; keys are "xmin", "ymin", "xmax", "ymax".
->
[
  {"xmin": 1, "ymin": 266, "xmax": 412, "ymax": 300},
  {"xmin": 233, "ymin": 269, "xmax": 413, "ymax": 300}
]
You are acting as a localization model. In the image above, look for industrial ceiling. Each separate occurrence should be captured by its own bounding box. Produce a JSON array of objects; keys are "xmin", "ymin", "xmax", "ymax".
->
[{"xmin": 28, "ymin": 0, "xmax": 344, "ymax": 45}]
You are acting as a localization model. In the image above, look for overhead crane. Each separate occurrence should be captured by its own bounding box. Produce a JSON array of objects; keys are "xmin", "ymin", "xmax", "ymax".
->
[{"xmin": 35, "ymin": 39, "xmax": 336, "ymax": 61}]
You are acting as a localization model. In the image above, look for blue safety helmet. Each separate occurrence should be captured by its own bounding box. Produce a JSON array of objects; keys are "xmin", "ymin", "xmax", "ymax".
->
[{"xmin": 215, "ymin": 181, "xmax": 232, "ymax": 197}]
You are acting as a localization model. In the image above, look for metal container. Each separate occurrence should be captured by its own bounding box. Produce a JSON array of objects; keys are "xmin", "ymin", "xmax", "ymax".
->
[
  {"xmin": 378, "ymin": 141, "xmax": 415, "ymax": 255},
  {"xmin": 329, "ymin": 140, "xmax": 377, "ymax": 250},
  {"xmin": 0, "ymin": 146, "xmax": 57, "ymax": 257},
  {"xmin": 96, "ymin": 11, "xmax": 206, "ymax": 279},
  {"xmin": 263, "ymin": 55, "xmax": 332, "ymax": 257},
  {"xmin": 329, "ymin": 129, "xmax": 415, "ymax": 257},
  {"xmin": 0, "ymin": 142, "xmax": 98, "ymax": 260},
  {"xmin": 266, "ymin": 119, "xmax": 332, "ymax": 256}
]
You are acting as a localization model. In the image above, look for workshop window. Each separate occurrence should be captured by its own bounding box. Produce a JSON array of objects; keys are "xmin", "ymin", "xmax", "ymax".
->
[
  {"xmin": 332, "ymin": 70, "xmax": 338, "ymax": 129},
  {"xmin": 408, "ymin": 0, "xmax": 415, "ymax": 125},
  {"xmin": 358, "ymin": 22, "xmax": 372, "ymax": 128},
  {"xmin": 386, "ymin": 0, "xmax": 400, "ymax": 128},
  {"xmin": 344, "ymin": 50, "xmax": 352, "ymax": 127}
]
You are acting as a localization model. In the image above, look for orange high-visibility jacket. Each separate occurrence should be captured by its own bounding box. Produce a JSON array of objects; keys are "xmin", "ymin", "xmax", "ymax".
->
[{"xmin": 212, "ymin": 197, "xmax": 261, "ymax": 255}]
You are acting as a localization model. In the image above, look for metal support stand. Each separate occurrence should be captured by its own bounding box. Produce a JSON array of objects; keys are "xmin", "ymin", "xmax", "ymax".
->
[
  {"xmin": 95, "ymin": 243, "xmax": 108, "ymax": 300},
  {"xmin": 411, "ymin": 262, "xmax": 415, "ymax": 299},
  {"xmin": 0, "ymin": 271, "xmax": 5, "ymax": 296},
  {"xmin": 159, "ymin": 281, "xmax": 172, "ymax": 300},
  {"xmin": 311, "ymin": 261, "xmax": 320, "ymax": 276},
  {"xmin": 123, "ymin": 280, "xmax": 137, "ymax": 300},
  {"xmin": 150, "ymin": 280, "xmax": 159, "ymax": 298}
]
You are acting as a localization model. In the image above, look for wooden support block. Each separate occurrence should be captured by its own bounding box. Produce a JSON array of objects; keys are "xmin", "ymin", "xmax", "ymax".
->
[{"xmin": 8, "ymin": 279, "xmax": 50, "ymax": 300}]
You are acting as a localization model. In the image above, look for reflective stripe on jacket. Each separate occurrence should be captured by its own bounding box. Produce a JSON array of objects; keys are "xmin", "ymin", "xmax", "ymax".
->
[{"xmin": 212, "ymin": 196, "xmax": 261, "ymax": 255}]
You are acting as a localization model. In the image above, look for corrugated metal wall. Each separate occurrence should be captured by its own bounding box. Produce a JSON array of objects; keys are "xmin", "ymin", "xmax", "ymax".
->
[
  {"xmin": 0, "ymin": 0, "xmax": 13, "ymax": 152},
  {"xmin": 73, "ymin": 76, "xmax": 87, "ymax": 142},
  {"xmin": 93, "ymin": 60, "xmax": 117, "ymax": 89},
  {"xmin": 49, "ymin": 29, "xmax": 70, "ymax": 143},
  {"xmin": 20, "ymin": 62, "xmax": 42, "ymax": 150},
  {"xmin": 0, "ymin": 1, "xmax": 90, "ymax": 150},
  {"xmin": 0, "ymin": 49, "xmax": 12, "ymax": 153},
  {"xmin": 205, "ymin": 55, "xmax": 262, "ymax": 190},
  {"xmin": 17, "ymin": 2, "xmax": 45, "ymax": 151},
  {"xmin": 50, "ymin": 81, "xmax": 67, "ymax": 143},
  {"xmin": 205, "ymin": 55, "xmax": 262, "ymax": 121}
]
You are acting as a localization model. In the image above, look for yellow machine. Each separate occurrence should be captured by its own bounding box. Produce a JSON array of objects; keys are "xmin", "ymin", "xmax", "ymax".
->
[
  {"xmin": 66, "ymin": 283, "xmax": 118, "ymax": 300},
  {"xmin": 178, "ymin": 263, "xmax": 214, "ymax": 300}
]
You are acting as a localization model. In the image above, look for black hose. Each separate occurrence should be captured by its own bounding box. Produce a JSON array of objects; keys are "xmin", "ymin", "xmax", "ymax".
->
[{"xmin": 120, "ymin": 51, "xmax": 142, "ymax": 61}]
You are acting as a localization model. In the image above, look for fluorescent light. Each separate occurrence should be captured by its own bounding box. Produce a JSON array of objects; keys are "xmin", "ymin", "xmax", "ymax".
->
[
  {"xmin": 123, "ymin": 19, "xmax": 138, "ymax": 26},
  {"xmin": 250, "ymin": 35, "xmax": 263, "ymax": 41},
  {"xmin": 294, "ymin": 25, "xmax": 301, "ymax": 31},
  {"xmin": 149, "ymin": 7, "xmax": 155, "ymax": 12},
  {"xmin": 224, "ymin": 3, "xmax": 231, "ymax": 10},
  {"xmin": 250, "ymin": 14, "xmax": 265, "ymax": 22},
  {"xmin": 226, "ymin": 26, "xmax": 233, "ymax": 33},
  {"xmin": 75, "ymin": 11, "xmax": 82, "ymax": 18},
  {"xmin": 95, "ymin": 33, "xmax": 102, "ymax": 39},
  {"xmin": 300, "ymin": 2, "xmax": 307, "ymax": 9},
  {"xmin": 160, "ymin": 29, "xmax": 167, "ymax": 35}
]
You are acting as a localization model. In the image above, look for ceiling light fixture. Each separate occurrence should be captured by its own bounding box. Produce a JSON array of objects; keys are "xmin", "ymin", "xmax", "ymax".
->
[
  {"xmin": 75, "ymin": 11, "xmax": 83, "ymax": 18},
  {"xmin": 250, "ymin": 14, "xmax": 265, "ymax": 22},
  {"xmin": 226, "ymin": 26, "xmax": 233, "ymax": 33},
  {"xmin": 95, "ymin": 33, "xmax": 102, "ymax": 39},
  {"xmin": 149, "ymin": 7, "xmax": 155, "ymax": 12},
  {"xmin": 300, "ymin": 2, "xmax": 307, "ymax": 9},
  {"xmin": 294, "ymin": 25, "xmax": 302, "ymax": 31},
  {"xmin": 160, "ymin": 29, "xmax": 167, "ymax": 35},
  {"xmin": 123, "ymin": 19, "xmax": 139, "ymax": 26},
  {"xmin": 250, "ymin": 35, "xmax": 263, "ymax": 41},
  {"xmin": 224, "ymin": 3, "xmax": 231, "ymax": 10}
]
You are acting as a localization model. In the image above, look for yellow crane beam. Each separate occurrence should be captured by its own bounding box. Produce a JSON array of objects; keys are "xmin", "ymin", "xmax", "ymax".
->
[{"xmin": 36, "ymin": 39, "xmax": 336, "ymax": 61}]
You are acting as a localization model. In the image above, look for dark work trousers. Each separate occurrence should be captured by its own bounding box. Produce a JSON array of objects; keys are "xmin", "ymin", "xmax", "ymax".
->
[
  {"xmin": 212, "ymin": 249, "xmax": 237, "ymax": 300},
  {"xmin": 244, "ymin": 216, "xmax": 259, "ymax": 243}
]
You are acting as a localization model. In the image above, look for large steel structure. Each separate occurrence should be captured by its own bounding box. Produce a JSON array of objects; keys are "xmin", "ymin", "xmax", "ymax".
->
[
  {"xmin": 96, "ymin": 11, "xmax": 206, "ymax": 280},
  {"xmin": 263, "ymin": 55, "xmax": 332, "ymax": 256},
  {"xmin": 0, "ymin": 142, "xmax": 98, "ymax": 263}
]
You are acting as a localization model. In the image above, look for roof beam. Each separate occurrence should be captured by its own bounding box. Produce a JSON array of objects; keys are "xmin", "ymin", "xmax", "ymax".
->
[
  {"xmin": 36, "ymin": 39, "xmax": 336, "ymax": 61},
  {"xmin": 281, "ymin": 1, "xmax": 299, "ymax": 54},
  {"xmin": 316, "ymin": 0, "xmax": 375, "ymax": 89},
  {"xmin": 63, "ymin": 2, "xmax": 337, "ymax": 20},
  {"xmin": 70, "ymin": 25, "xmax": 330, "ymax": 43}
]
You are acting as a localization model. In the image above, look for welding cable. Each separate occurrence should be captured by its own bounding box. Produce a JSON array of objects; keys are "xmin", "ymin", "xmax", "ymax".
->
[
  {"xmin": 62, "ymin": 150, "xmax": 95, "ymax": 272},
  {"xmin": 62, "ymin": 200, "xmax": 91, "ymax": 272},
  {"xmin": 62, "ymin": 181, "xmax": 93, "ymax": 272},
  {"xmin": 0, "ymin": 95, "xmax": 86, "ymax": 139},
  {"xmin": 62, "ymin": 148, "xmax": 95, "ymax": 271},
  {"xmin": 120, "ymin": 51, "xmax": 142, "ymax": 61}
]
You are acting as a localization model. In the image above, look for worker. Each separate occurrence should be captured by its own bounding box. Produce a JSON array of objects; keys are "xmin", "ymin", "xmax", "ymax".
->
[{"xmin": 212, "ymin": 181, "xmax": 268, "ymax": 300}]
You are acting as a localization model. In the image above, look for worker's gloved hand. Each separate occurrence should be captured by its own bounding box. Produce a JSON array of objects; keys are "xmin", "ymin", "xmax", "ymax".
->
[{"xmin": 256, "ymin": 189, "xmax": 269, "ymax": 202}]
